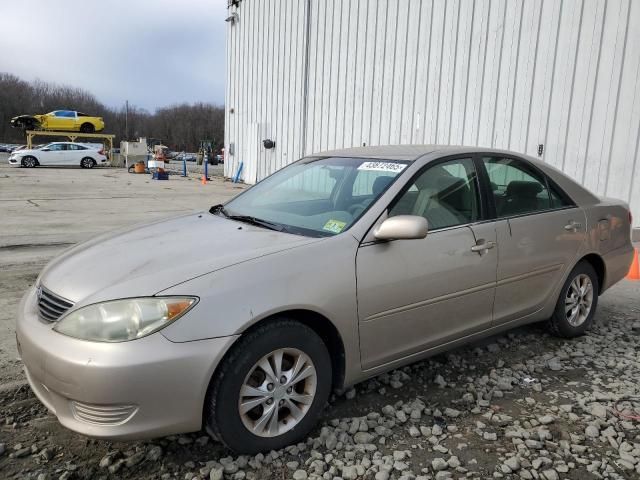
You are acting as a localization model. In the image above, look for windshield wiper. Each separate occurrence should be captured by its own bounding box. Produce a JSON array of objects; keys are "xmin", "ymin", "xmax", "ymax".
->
[
  {"xmin": 210, "ymin": 204, "xmax": 230, "ymax": 217},
  {"xmin": 209, "ymin": 204, "xmax": 286, "ymax": 232},
  {"xmin": 228, "ymin": 215, "xmax": 287, "ymax": 232}
]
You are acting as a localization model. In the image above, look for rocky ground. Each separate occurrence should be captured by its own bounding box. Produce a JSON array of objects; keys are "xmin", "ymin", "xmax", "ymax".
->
[
  {"xmin": 1, "ymin": 280, "xmax": 639, "ymax": 480},
  {"xmin": 1, "ymin": 160, "xmax": 638, "ymax": 480}
]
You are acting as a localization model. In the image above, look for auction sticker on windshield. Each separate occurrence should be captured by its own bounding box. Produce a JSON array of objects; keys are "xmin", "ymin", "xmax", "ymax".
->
[
  {"xmin": 357, "ymin": 161, "xmax": 407, "ymax": 173},
  {"xmin": 323, "ymin": 219, "xmax": 347, "ymax": 234}
]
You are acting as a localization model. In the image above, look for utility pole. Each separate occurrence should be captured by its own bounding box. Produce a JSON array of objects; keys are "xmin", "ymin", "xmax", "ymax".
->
[{"xmin": 125, "ymin": 100, "xmax": 129, "ymax": 141}]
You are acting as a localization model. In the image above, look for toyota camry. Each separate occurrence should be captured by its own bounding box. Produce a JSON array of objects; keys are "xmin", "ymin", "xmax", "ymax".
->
[{"xmin": 16, "ymin": 145, "xmax": 634, "ymax": 453}]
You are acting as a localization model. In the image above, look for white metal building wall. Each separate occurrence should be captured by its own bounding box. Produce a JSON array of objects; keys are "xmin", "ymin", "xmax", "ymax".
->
[{"xmin": 225, "ymin": 0, "xmax": 640, "ymax": 227}]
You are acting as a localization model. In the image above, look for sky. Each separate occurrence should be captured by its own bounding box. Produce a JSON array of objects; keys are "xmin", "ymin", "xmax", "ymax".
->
[{"xmin": 0, "ymin": 0, "xmax": 227, "ymax": 112}]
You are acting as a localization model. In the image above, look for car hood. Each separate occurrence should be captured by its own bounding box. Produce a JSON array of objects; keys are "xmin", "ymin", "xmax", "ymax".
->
[
  {"xmin": 39, "ymin": 212, "xmax": 321, "ymax": 305},
  {"xmin": 12, "ymin": 148, "xmax": 37, "ymax": 156},
  {"xmin": 11, "ymin": 114, "xmax": 42, "ymax": 120}
]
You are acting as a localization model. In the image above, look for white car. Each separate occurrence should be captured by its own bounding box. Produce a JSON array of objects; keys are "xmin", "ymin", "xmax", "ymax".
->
[{"xmin": 8, "ymin": 142, "xmax": 107, "ymax": 168}]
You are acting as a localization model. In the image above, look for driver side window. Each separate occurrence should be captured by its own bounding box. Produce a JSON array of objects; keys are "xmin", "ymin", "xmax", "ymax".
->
[{"xmin": 389, "ymin": 158, "xmax": 480, "ymax": 230}]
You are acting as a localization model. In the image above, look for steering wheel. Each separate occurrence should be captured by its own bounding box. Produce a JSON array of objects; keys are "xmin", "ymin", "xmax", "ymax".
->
[{"xmin": 347, "ymin": 200, "xmax": 371, "ymax": 216}]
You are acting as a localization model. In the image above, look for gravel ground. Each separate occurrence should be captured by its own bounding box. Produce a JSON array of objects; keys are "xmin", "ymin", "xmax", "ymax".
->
[{"xmin": 1, "ymin": 280, "xmax": 638, "ymax": 480}]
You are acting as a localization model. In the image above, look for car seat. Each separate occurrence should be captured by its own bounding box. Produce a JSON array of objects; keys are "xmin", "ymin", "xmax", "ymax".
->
[
  {"xmin": 348, "ymin": 175, "xmax": 394, "ymax": 217},
  {"xmin": 500, "ymin": 181, "xmax": 543, "ymax": 216}
]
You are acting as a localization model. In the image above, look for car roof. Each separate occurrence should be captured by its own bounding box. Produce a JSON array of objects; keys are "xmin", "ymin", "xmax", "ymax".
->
[
  {"xmin": 314, "ymin": 144, "xmax": 530, "ymax": 161},
  {"xmin": 313, "ymin": 144, "xmax": 601, "ymax": 206}
]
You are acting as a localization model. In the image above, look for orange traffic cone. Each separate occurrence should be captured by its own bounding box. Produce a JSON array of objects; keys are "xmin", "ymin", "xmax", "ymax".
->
[
  {"xmin": 627, "ymin": 248, "xmax": 640, "ymax": 280},
  {"xmin": 201, "ymin": 174, "xmax": 207, "ymax": 185}
]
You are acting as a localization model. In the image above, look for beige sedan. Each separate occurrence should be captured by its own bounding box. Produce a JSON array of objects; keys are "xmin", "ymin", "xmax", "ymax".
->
[{"xmin": 16, "ymin": 146, "xmax": 634, "ymax": 453}]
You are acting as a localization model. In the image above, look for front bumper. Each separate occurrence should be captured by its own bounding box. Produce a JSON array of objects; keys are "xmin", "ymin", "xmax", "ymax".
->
[
  {"xmin": 16, "ymin": 287, "xmax": 238, "ymax": 440},
  {"xmin": 8, "ymin": 156, "xmax": 20, "ymax": 166}
]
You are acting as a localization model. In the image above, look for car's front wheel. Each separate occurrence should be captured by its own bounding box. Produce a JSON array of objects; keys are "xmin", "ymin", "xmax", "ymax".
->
[
  {"xmin": 205, "ymin": 319, "xmax": 331, "ymax": 454},
  {"xmin": 80, "ymin": 157, "xmax": 95, "ymax": 169},
  {"xmin": 547, "ymin": 261, "xmax": 599, "ymax": 338},
  {"xmin": 80, "ymin": 123, "xmax": 95, "ymax": 133},
  {"xmin": 21, "ymin": 156, "xmax": 38, "ymax": 168}
]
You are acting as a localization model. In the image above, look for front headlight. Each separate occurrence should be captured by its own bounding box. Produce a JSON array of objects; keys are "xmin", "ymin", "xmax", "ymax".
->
[{"xmin": 53, "ymin": 297, "xmax": 197, "ymax": 342}]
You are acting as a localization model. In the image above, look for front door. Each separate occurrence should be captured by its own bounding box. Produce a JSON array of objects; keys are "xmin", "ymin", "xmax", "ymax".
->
[
  {"xmin": 481, "ymin": 156, "xmax": 587, "ymax": 324},
  {"xmin": 40, "ymin": 143, "xmax": 65, "ymax": 165},
  {"xmin": 357, "ymin": 157, "xmax": 498, "ymax": 370},
  {"xmin": 46, "ymin": 112, "xmax": 66, "ymax": 130}
]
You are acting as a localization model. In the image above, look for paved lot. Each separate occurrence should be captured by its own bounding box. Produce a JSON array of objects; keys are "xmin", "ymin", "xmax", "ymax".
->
[
  {"xmin": 0, "ymin": 155, "xmax": 639, "ymax": 480},
  {"xmin": 0, "ymin": 156, "xmax": 240, "ymax": 375}
]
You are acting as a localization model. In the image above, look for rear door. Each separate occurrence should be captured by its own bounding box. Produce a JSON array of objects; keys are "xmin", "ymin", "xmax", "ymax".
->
[
  {"xmin": 481, "ymin": 156, "xmax": 586, "ymax": 324},
  {"xmin": 55, "ymin": 143, "xmax": 73, "ymax": 165},
  {"xmin": 67, "ymin": 144, "xmax": 87, "ymax": 164}
]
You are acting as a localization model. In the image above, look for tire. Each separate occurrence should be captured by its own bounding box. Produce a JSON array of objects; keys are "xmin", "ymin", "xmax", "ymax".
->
[
  {"xmin": 205, "ymin": 319, "xmax": 331, "ymax": 454},
  {"xmin": 547, "ymin": 261, "xmax": 599, "ymax": 338},
  {"xmin": 17, "ymin": 118, "xmax": 38, "ymax": 131},
  {"xmin": 21, "ymin": 156, "xmax": 37, "ymax": 168},
  {"xmin": 80, "ymin": 157, "xmax": 95, "ymax": 169},
  {"xmin": 80, "ymin": 123, "xmax": 95, "ymax": 133}
]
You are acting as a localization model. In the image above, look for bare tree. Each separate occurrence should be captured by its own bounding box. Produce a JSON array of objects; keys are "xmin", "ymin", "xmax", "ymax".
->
[{"xmin": 0, "ymin": 73, "xmax": 224, "ymax": 151}]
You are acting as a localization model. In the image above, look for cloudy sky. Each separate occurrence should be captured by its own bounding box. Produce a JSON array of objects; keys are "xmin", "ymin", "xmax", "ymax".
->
[{"xmin": 0, "ymin": 0, "xmax": 227, "ymax": 112}]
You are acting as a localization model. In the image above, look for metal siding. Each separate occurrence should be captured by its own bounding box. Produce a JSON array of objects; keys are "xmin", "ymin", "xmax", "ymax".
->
[{"xmin": 225, "ymin": 0, "xmax": 640, "ymax": 226}]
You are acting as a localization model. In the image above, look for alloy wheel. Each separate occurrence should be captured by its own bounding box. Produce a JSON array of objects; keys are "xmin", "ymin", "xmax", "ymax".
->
[
  {"xmin": 238, "ymin": 348, "xmax": 317, "ymax": 437},
  {"xmin": 565, "ymin": 273, "xmax": 594, "ymax": 327}
]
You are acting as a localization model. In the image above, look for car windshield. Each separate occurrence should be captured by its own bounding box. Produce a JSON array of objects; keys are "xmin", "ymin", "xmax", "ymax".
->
[{"xmin": 219, "ymin": 157, "xmax": 409, "ymax": 237}]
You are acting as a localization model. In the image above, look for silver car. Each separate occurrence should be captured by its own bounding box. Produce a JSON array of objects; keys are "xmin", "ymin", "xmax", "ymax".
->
[{"xmin": 16, "ymin": 145, "xmax": 634, "ymax": 453}]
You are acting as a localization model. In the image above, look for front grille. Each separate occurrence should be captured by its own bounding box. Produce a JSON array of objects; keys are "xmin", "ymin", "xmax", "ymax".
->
[
  {"xmin": 38, "ymin": 286, "xmax": 74, "ymax": 322},
  {"xmin": 71, "ymin": 401, "xmax": 138, "ymax": 426}
]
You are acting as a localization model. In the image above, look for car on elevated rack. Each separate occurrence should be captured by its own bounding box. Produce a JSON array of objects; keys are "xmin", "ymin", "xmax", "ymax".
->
[
  {"xmin": 15, "ymin": 145, "xmax": 634, "ymax": 453},
  {"xmin": 10, "ymin": 110, "xmax": 105, "ymax": 133},
  {"xmin": 8, "ymin": 141, "xmax": 107, "ymax": 168}
]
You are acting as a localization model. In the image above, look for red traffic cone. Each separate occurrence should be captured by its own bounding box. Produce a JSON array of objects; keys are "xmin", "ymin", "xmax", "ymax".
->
[{"xmin": 627, "ymin": 248, "xmax": 639, "ymax": 280}]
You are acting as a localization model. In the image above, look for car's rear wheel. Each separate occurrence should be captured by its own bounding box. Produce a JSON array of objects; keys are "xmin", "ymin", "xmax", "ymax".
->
[
  {"xmin": 205, "ymin": 319, "xmax": 331, "ymax": 454},
  {"xmin": 547, "ymin": 261, "xmax": 599, "ymax": 338},
  {"xmin": 80, "ymin": 123, "xmax": 95, "ymax": 133},
  {"xmin": 21, "ymin": 156, "xmax": 37, "ymax": 168},
  {"xmin": 80, "ymin": 157, "xmax": 95, "ymax": 169}
]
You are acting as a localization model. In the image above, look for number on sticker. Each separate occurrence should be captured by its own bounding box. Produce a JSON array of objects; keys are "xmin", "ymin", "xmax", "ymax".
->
[{"xmin": 357, "ymin": 161, "xmax": 407, "ymax": 173}]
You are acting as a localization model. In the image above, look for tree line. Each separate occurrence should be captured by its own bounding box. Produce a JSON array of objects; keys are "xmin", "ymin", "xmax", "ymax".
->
[{"xmin": 0, "ymin": 73, "xmax": 224, "ymax": 151}]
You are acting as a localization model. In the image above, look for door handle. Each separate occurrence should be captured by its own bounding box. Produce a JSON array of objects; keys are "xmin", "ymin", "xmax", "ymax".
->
[
  {"xmin": 564, "ymin": 221, "xmax": 582, "ymax": 231},
  {"xmin": 471, "ymin": 240, "xmax": 495, "ymax": 253}
]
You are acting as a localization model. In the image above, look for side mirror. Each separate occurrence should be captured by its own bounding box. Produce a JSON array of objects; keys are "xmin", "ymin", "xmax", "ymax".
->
[{"xmin": 374, "ymin": 215, "xmax": 428, "ymax": 241}]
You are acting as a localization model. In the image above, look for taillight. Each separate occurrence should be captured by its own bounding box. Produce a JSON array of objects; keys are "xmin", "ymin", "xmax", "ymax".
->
[{"xmin": 98, "ymin": 149, "xmax": 104, "ymax": 155}]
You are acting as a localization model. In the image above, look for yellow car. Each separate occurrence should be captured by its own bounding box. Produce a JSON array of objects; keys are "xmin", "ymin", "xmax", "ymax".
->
[{"xmin": 11, "ymin": 110, "xmax": 105, "ymax": 133}]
